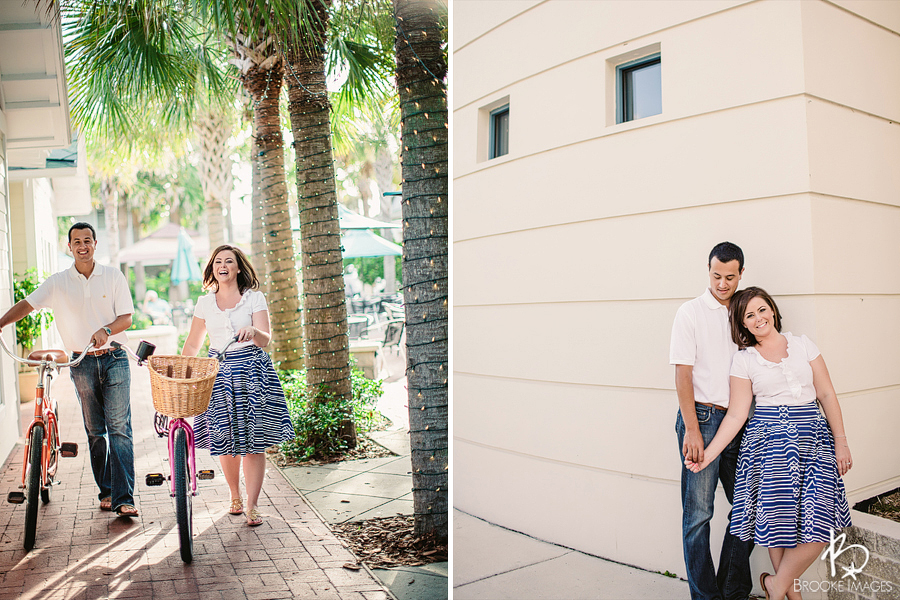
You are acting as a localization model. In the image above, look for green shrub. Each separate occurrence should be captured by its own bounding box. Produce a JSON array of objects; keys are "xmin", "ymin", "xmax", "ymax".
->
[
  {"xmin": 278, "ymin": 364, "xmax": 384, "ymax": 461},
  {"xmin": 177, "ymin": 331, "xmax": 209, "ymax": 356},
  {"xmin": 128, "ymin": 310, "xmax": 153, "ymax": 330},
  {"xmin": 13, "ymin": 269, "xmax": 54, "ymax": 351}
]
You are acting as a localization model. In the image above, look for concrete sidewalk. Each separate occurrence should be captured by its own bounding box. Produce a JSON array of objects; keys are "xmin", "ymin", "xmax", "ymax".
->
[
  {"xmin": 0, "ymin": 360, "xmax": 390, "ymax": 600},
  {"xmin": 453, "ymin": 509, "xmax": 690, "ymax": 599},
  {"xmin": 276, "ymin": 372, "xmax": 448, "ymax": 600}
]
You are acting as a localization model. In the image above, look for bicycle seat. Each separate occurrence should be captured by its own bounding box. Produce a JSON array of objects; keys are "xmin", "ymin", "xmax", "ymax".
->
[{"xmin": 27, "ymin": 349, "xmax": 69, "ymax": 363}]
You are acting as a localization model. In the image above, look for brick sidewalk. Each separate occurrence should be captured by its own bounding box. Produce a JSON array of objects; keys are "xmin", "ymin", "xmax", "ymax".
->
[{"xmin": 0, "ymin": 359, "xmax": 389, "ymax": 600}]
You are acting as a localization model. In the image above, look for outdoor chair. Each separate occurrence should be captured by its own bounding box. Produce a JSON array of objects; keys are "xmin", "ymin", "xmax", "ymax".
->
[
  {"xmin": 382, "ymin": 302, "xmax": 405, "ymax": 321},
  {"xmin": 348, "ymin": 314, "xmax": 371, "ymax": 340},
  {"xmin": 382, "ymin": 319, "xmax": 405, "ymax": 355}
]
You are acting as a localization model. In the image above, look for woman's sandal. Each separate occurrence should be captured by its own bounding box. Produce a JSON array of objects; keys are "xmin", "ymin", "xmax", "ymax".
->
[
  {"xmin": 246, "ymin": 508, "xmax": 262, "ymax": 527},
  {"xmin": 116, "ymin": 504, "xmax": 139, "ymax": 518},
  {"xmin": 760, "ymin": 572, "xmax": 772, "ymax": 600},
  {"xmin": 99, "ymin": 497, "xmax": 112, "ymax": 511},
  {"xmin": 229, "ymin": 498, "xmax": 244, "ymax": 515}
]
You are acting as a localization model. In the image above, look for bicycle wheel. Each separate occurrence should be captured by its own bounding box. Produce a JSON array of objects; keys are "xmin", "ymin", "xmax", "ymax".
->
[
  {"xmin": 172, "ymin": 427, "xmax": 193, "ymax": 563},
  {"xmin": 24, "ymin": 425, "xmax": 43, "ymax": 550}
]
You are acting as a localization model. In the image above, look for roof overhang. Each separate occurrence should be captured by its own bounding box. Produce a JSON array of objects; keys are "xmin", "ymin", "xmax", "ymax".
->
[{"xmin": 0, "ymin": 0, "xmax": 72, "ymax": 164}]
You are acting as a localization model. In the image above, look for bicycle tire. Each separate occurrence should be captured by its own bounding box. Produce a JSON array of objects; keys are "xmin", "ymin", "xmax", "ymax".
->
[
  {"xmin": 24, "ymin": 425, "xmax": 43, "ymax": 550},
  {"xmin": 173, "ymin": 427, "xmax": 193, "ymax": 563}
]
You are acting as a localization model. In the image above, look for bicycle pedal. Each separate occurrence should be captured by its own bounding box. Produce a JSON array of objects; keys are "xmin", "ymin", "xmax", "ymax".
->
[
  {"xmin": 7, "ymin": 492, "xmax": 25, "ymax": 504},
  {"xmin": 60, "ymin": 442, "xmax": 78, "ymax": 457},
  {"xmin": 145, "ymin": 473, "xmax": 166, "ymax": 486},
  {"xmin": 197, "ymin": 469, "xmax": 215, "ymax": 480}
]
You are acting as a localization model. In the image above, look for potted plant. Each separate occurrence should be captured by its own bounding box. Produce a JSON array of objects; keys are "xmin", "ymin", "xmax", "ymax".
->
[{"xmin": 13, "ymin": 269, "xmax": 54, "ymax": 401}]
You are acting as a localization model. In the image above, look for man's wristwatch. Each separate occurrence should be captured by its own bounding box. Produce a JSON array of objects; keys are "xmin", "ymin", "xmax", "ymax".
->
[{"xmin": 103, "ymin": 327, "xmax": 112, "ymax": 336}]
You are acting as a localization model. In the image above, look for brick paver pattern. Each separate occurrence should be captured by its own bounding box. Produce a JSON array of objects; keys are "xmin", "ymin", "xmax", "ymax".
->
[{"xmin": 0, "ymin": 360, "xmax": 388, "ymax": 600}]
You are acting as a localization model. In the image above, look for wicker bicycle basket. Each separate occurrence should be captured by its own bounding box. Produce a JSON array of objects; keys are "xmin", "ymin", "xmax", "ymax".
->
[{"xmin": 147, "ymin": 355, "xmax": 220, "ymax": 418}]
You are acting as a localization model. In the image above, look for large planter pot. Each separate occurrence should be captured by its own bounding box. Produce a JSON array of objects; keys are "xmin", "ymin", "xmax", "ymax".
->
[
  {"xmin": 18, "ymin": 371, "xmax": 39, "ymax": 403},
  {"xmin": 126, "ymin": 325, "xmax": 179, "ymax": 356}
]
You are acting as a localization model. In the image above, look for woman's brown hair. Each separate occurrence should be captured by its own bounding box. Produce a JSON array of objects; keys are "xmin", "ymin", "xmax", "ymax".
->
[
  {"xmin": 203, "ymin": 245, "xmax": 259, "ymax": 294},
  {"xmin": 729, "ymin": 286, "xmax": 783, "ymax": 349}
]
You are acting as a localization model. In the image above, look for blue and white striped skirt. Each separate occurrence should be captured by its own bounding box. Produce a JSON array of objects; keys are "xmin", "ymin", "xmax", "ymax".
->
[
  {"xmin": 193, "ymin": 345, "xmax": 296, "ymax": 456},
  {"xmin": 730, "ymin": 402, "xmax": 851, "ymax": 547}
]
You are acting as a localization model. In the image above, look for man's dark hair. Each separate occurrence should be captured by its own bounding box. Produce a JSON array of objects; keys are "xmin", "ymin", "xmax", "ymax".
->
[
  {"xmin": 68, "ymin": 222, "xmax": 97, "ymax": 242},
  {"xmin": 708, "ymin": 241, "xmax": 744, "ymax": 271}
]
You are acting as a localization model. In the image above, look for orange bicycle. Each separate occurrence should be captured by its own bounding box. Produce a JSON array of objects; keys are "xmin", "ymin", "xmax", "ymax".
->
[{"xmin": 2, "ymin": 334, "xmax": 92, "ymax": 550}]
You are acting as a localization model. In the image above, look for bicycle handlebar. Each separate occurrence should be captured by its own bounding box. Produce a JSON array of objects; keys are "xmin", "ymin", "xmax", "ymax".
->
[
  {"xmin": 213, "ymin": 336, "xmax": 241, "ymax": 362},
  {"xmin": 110, "ymin": 335, "xmax": 239, "ymax": 365},
  {"xmin": 0, "ymin": 333, "xmax": 93, "ymax": 369}
]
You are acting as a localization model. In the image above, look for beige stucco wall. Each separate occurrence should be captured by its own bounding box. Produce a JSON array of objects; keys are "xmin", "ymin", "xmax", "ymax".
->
[{"xmin": 453, "ymin": 0, "xmax": 900, "ymax": 592}]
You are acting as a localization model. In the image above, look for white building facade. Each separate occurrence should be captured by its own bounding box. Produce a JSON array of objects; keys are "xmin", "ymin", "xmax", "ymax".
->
[
  {"xmin": 0, "ymin": 0, "xmax": 90, "ymax": 463},
  {"xmin": 454, "ymin": 0, "xmax": 900, "ymax": 591}
]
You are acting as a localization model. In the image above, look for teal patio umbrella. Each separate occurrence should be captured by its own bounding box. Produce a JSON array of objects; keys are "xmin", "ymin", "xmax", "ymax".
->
[
  {"xmin": 341, "ymin": 229, "xmax": 402, "ymax": 258},
  {"xmin": 170, "ymin": 227, "xmax": 203, "ymax": 284}
]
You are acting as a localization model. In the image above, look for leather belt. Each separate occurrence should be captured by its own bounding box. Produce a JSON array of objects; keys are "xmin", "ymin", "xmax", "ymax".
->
[
  {"xmin": 696, "ymin": 402, "xmax": 727, "ymax": 412},
  {"xmin": 76, "ymin": 348, "xmax": 114, "ymax": 357}
]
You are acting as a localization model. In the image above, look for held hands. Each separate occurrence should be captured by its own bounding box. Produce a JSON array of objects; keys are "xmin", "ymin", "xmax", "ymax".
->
[
  {"xmin": 684, "ymin": 457, "xmax": 711, "ymax": 473},
  {"xmin": 682, "ymin": 429, "xmax": 705, "ymax": 465},
  {"xmin": 236, "ymin": 326, "xmax": 257, "ymax": 343}
]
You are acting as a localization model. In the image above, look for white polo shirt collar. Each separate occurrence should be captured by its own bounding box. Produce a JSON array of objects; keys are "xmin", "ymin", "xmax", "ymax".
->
[{"xmin": 701, "ymin": 287, "xmax": 727, "ymax": 311}]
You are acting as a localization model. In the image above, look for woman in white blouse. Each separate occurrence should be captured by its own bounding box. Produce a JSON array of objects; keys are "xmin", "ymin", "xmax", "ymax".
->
[
  {"xmin": 182, "ymin": 245, "xmax": 295, "ymax": 526},
  {"xmin": 685, "ymin": 287, "xmax": 852, "ymax": 600}
]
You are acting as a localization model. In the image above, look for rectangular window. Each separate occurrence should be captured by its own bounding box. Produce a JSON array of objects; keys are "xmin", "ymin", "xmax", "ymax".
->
[
  {"xmin": 617, "ymin": 54, "xmax": 661, "ymax": 123},
  {"xmin": 489, "ymin": 105, "xmax": 509, "ymax": 159}
]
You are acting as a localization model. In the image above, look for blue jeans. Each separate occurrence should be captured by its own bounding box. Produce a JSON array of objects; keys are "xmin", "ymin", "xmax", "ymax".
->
[
  {"xmin": 676, "ymin": 405, "xmax": 754, "ymax": 600},
  {"xmin": 70, "ymin": 349, "xmax": 135, "ymax": 511}
]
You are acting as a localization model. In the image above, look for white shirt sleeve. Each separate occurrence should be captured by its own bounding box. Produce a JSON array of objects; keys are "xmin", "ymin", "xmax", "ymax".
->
[
  {"xmin": 113, "ymin": 270, "xmax": 135, "ymax": 316},
  {"xmin": 800, "ymin": 334, "xmax": 821, "ymax": 361},
  {"xmin": 730, "ymin": 350, "xmax": 750, "ymax": 380},
  {"xmin": 193, "ymin": 294, "xmax": 207, "ymax": 321},
  {"xmin": 25, "ymin": 275, "xmax": 56, "ymax": 310},
  {"xmin": 250, "ymin": 290, "xmax": 268, "ymax": 314},
  {"xmin": 669, "ymin": 304, "xmax": 696, "ymax": 366}
]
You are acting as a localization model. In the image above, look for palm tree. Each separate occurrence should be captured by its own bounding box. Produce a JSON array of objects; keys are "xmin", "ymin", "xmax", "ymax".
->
[
  {"xmin": 278, "ymin": 0, "xmax": 354, "ymax": 440},
  {"xmin": 195, "ymin": 107, "xmax": 236, "ymax": 247},
  {"xmin": 62, "ymin": 0, "xmax": 237, "ymax": 247},
  {"xmin": 227, "ymin": 19, "xmax": 304, "ymax": 369},
  {"xmin": 392, "ymin": 0, "xmax": 448, "ymax": 542}
]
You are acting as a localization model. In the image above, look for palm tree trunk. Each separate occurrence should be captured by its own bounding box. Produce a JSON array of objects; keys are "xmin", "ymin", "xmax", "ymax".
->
[
  {"xmin": 100, "ymin": 178, "xmax": 121, "ymax": 270},
  {"xmin": 243, "ymin": 51, "xmax": 304, "ymax": 370},
  {"xmin": 393, "ymin": 0, "xmax": 448, "ymax": 542},
  {"xmin": 283, "ymin": 0, "xmax": 353, "ymax": 444},
  {"xmin": 196, "ymin": 108, "xmax": 234, "ymax": 248}
]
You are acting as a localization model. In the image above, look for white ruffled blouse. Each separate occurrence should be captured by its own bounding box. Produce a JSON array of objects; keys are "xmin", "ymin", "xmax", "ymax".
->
[
  {"xmin": 193, "ymin": 289, "xmax": 268, "ymax": 352},
  {"xmin": 730, "ymin": 332, "xmax": 821, "ymax": 406}
]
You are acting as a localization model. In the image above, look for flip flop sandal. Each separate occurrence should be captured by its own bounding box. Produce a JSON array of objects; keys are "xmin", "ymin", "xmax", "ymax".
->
[
  {"xmin": 116, "ymin": 504, "xmax": 139, "ymax": 518},
  {"xmin": 760, "ymin": 572, "xmax": 772, "ymax": 600},
  {"xmin": 100, "ymin": 497, "xmax": 112, "ymax": 511},
  {"xmin": 246, "ymin": 508, "xmax": 263, "ymax": 527},
  {"xmin": 229, "ymin": 498, "xmax": 244, "ymax": 515}
]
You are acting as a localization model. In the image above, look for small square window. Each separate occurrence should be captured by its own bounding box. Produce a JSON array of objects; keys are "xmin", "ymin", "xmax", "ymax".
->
[
  {"xmin": 489, "ymin": 105, "xmax": 509, "ymax": 159},
  {"xmin": 617, "ymin": 54, "xmax": 661, "ymax": 123}
]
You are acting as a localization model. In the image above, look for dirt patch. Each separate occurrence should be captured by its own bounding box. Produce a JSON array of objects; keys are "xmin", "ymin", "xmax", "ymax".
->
[
  {"xmin": 333, "ymin": 515, "xmax": 448, "ymax": 569},
  {"xmin": 267, "ymin": 435, "xmax": 396, "ymax": 467},
  {"xmin": 860, "ymin": 489, "xmax": 900, "ymax": 524}
]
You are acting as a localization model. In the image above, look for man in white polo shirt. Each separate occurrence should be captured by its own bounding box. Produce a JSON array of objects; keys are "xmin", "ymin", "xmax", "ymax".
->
[
  {"xmin": 670, "ymin": 242, "xmax": 753, "ymax": 600},
  {"xmin": 0, "ymin": 222, "xmax": 137, "ymax": 517}
]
